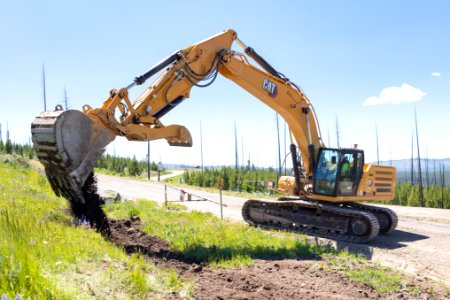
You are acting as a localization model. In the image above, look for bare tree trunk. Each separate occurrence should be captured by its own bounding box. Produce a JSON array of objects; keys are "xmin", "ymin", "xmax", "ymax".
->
[
  {"xmin": 241, "ymin": 137, "xmax": 244, "ymax": 170},
  {"xmin": 415, "ymin": 107, "xmax": 424, "ymax": 207},
  {"xmin": 375, "ymin": 123, "xmax": 380, "ymax": 165},
  {"xmin": 390, "ymin": 145, "xmax": 392, "ymax": 166},
  {"xmin": 327, "ymin": 126, "xmax": 331, "ymax": 147},
  {"xmin": 276, "ymin": 113, "xmax": 282, "ymax": 176},
  {"xmin": 441, "ymin": 161, "xmax": 445, "ymax": 208},
  {"xmin": 425, "ymin": 148, "xmax": 430, "ymax": 187},
  {"xmin": 433, "ymin": 160, "xmax": 437, "ymax": 186},
  {"xmin": 284, "ymin": 122, "xmax": 287, "ymax": 175},
  {"xmin": 42, "ymin": 64, "xmax": 47, "ymax": 111},
  {"xmin": 335, "ymin": 116, "xmax": 340, "ymax": 148},
  {"xmin": 200, "ymin": 121, "xmax": 204, "ymax": 174},
  {"xmin": 234, "ymin": 120, "xmax": 238, "ymax": 170},
  {"xmin": 411, "ymin": 132, "xmax": 415, "ymax": 185},
  {"xmin": 147, "ymin": 141, "xmax": 151, "ymax": 180},
  {"xmin": 63, "ymin": 87, "xmax": 69, "ymax": 110}
]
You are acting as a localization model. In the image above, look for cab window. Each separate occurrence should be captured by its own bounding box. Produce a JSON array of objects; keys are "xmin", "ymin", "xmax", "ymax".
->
[{"xmin": 314, "ymin": 149, "xmax": 338, "ymax": 196}]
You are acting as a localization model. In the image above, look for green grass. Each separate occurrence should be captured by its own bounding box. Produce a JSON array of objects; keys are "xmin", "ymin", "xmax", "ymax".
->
[
  {"xmin": 0, "ymin": 154, "xmax": 192, "ymax": 299},
  {"xmin": 104, "ymin": 199, "xmax": 431, "ymax": 295},
  {"xmin": 322, "ymin": 252, "xmax": 404, "ymax": 293},
  {"xmin": 104, "ymin": 200, "xmax": 330, "ymax": 267}
]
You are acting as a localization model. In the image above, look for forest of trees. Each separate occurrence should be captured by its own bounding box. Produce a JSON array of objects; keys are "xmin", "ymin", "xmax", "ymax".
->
[
  {"xmin": 182, "ymin": 164, "xmax": 279, "ymax": 194},
  {"xmin": 95, "ymin": 153, "xmax": 159, "ymax": 177},
  {"xmin": 1, "ymin": 140, "xmax": 448, "ymax": 208},
  {"xmin": 0, "ymin": 139, "xmax": 35, "ymax": 158},
  {"xmin": 392, "ymin": 182, "xmax": 450, "ymax": 208}
]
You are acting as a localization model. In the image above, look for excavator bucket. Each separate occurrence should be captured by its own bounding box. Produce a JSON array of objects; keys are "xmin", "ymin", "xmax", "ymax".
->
[{"xmin": 31, "ymin": 108, "xmax": 115, "ymax": 203}]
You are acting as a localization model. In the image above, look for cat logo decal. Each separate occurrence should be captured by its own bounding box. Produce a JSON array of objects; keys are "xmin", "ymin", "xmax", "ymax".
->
[{"xmin": 262, "ymin": 78, "xmax": 278, "ymax": 98}]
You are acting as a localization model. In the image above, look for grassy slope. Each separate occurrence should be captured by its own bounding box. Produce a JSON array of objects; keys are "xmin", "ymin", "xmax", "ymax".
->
[
  {"xmin": 0, "ymin": 154, "xmax": 433, "ymax": 297},
  {"xmin": 0, "ymin": 155, "xmax": 191, "ymax": 299}
]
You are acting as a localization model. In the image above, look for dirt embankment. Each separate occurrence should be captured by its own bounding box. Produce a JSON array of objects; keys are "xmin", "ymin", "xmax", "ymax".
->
[{"xmin": 108, "ymin": 218, "xmax": 447, "ymax": 300}]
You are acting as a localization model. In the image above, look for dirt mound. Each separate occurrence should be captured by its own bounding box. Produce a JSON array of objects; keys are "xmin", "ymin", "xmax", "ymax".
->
[
  {"xmin": 109, "ymin": 218, "xmax": 171, "ymax": 256},
  {"xmin": 108, "ymin": 218, "xmax": 445, "ymax": 300}
]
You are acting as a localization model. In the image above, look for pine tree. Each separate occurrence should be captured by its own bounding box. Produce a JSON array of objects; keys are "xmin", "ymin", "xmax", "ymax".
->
[
  {"xmin": 128, "ymin": 156, "xmax": 142, "ymax": 176},
  {"xmin": 5, "ymin": 139, "xmax": 12, "ymax": 154}
]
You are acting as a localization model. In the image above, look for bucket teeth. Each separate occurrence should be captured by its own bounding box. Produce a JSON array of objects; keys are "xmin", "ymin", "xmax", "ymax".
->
[{"xmin": 31, "ymin": 110, "xmax": 115, "ymax": 203}]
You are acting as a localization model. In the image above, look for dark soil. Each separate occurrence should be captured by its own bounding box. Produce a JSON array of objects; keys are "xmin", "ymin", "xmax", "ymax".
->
[
  {"xmin": 69, "ymin": 172, "xmax": 110, "ymax": 236},
  {"xmin": 108, "ymin": 218, "xmax": 447, "ymax": 300}
]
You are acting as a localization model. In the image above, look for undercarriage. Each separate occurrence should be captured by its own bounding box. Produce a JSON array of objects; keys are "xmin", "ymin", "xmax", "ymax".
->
[{"xmin": 242, "ymin": 197, "xmax": 398, "ymax": 243}]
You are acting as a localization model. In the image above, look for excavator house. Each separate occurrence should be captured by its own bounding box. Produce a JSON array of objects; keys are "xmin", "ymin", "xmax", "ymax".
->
[{"xmin": 31, "ymin": 30, "xmax": 397, "ymax": 243}]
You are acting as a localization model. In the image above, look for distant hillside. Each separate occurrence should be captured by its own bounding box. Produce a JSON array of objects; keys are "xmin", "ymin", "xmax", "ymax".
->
[{"xmin": 374, "ymin": 158, "xmax": 450, "ymax": 186}]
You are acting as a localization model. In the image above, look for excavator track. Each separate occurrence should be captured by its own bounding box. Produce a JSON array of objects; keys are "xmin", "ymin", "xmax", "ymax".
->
[
  {"xmin": 31, "ymin": 110, "xmax": 85, "ymax": 203},
  {"xmin": 242, "ymin": 198, "xmax": 380, "ymax": 243},
  {"xmin": 347, "ymin": 203, "xmax": 398, "ymax": 234}
]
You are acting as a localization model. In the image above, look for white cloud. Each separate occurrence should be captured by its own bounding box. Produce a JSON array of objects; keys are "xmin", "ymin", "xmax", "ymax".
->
[
  {"xmin": 362, "ymin": 83, "xmax": 426, "ymax": 106},
  {"xmin": 431, "ymin": 72, "xmax": 441, "ymax": 77}
]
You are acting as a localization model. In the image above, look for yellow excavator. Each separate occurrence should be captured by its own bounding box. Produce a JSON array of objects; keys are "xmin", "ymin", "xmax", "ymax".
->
[{"xmin": 31, "ymin": 30, "xmax": 397, "ymax": 242}]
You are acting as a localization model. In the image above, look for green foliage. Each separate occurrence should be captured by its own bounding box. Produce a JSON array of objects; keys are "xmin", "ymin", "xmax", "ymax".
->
[
  {"xmin": 0, "ymin": 156, "xmax": 192, "ymax": 299},
  {"xmin": 5, "ymin": 139, "xmax": 12, "ymax": 154},
  {"xmin": 323, "ymin": 253, "xmax": 405, "ymax": 294},
  {"xmin": 128, "ymin": 155, "xmax": 142, "ymax": 177},
  {"xmin": 95, "ymin": 153, "xmax": 158, "ymax": 177},
  {"xmin": 182, "ymin": 166, "xmax": 279, "ymax": 194},
  {"xmin": 392, "ymin": 182, "xmax": 450, "ymax": 208},
  {"xmin": 0, "ymin": 140, "xmax": 34, "ymax": 158},
  {"xmin": 348, "ymin": 269, "xmax": 402, "ymax": 293}
]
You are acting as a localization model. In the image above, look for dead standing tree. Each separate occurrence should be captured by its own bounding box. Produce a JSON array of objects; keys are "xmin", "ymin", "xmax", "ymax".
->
[
  {"xmin": 375, "ymin": 123, "xmax": 380, "ymax": 165},
  {"xmin": 415, "ymin": 106, "xmax": 425, "ymax": 207},
  {"xmin": 441, "ymin": 162, "xmax": 446, "ymax": 208},
  {"xmin": 42, "ymin": 64, "xmax": 47, "ymax": 111},
  {"xmin": 63, "ymin": 87, "xmax": 69, "ymax": 110},
  {"xmin": 276, "ymin": 113, "xmax": 282, "ymax": 177},
  {"xmin": 335, "ymin": 116, "xmax": 340, "ymax": 148},
  {"xmin": 411, "ymin": 132, "xmax": 415, "ymax": 185}
]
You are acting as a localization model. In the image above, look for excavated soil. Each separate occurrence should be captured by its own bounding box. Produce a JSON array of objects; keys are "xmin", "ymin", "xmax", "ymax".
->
[
  {"xmin": 108, "ymin": 218, "xmax": 447, "ymax": 300},
  {"xmin": 70, "ymin": 172, "xmax": 110, "ymax": 235}
]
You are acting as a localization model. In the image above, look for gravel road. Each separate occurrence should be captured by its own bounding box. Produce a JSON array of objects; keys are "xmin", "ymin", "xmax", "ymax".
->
[{"xmin": 96, "ymin": 173, "xmax": 450, "ymax": 287}]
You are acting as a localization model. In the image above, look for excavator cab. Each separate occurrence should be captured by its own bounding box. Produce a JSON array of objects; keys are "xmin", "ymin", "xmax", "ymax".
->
[{"xmin": 313, "ymin": 148, "xmax": 364, "ymax": 197}]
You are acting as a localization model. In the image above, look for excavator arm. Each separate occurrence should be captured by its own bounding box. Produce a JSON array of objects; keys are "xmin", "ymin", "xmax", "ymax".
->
[
  {"xmin": 31, "ymin": 29, "xmax": 398, "ymax": 242},
  {"xmin": 84, "ymin": 29, "xmax": 323, "ymax": 175}
]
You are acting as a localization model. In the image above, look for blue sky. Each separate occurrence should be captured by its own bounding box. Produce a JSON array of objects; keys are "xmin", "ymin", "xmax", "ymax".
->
[{"xmin": 1, "ymin": 1, "xmax": 449, "ymax": 167}]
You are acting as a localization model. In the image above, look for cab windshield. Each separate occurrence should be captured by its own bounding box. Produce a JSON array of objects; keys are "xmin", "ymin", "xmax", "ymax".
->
[
  {"xmin": 313, "ymin": 148, "xmax": 364, "ymax": 196},
  {"xmin": 313, "ymin": 149, "xmax": 338, "ymax": 196}
]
